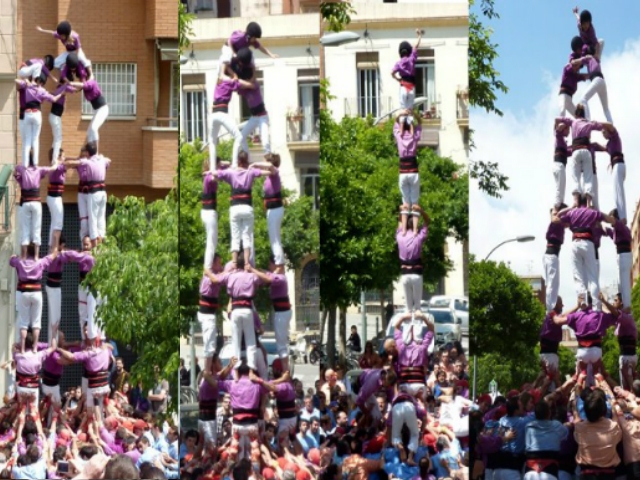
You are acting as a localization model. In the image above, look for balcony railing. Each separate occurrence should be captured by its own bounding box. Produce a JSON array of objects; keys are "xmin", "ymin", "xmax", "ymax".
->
[
  {"xmin": 344, "ymin": 96, "xmax": 393, "ymax": 119},
  {"xmin": 286, "ymin": 114, "xmax": 320, "ymax": 143},
  {"xmin": 457, "ymin": 89, "xmax": 469, "ymax": 121}
]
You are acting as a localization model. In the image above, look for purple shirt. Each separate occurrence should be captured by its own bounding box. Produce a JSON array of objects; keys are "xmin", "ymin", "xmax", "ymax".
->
[
  {"xmin": 64, "ymin": 250, "xmax": 95, "ymax": 273},
  {"xmin": 229, "ymin": 30, "xmax": 261, "ymax": 52},
  {"xmin": 99, "ymin": 427, "xmax": 123, "ymax": 455},
  {"xmin": 14, "ymin": 165, "xmax": 50, "ymax": 190},
  {"xmin": 559, "ymin": 207, "xmax": 603, "ymax": 230},
  {"xmin": 199, "ymin": 275, "xmax": 220, "ymax": 298},
  {"xmin": 274, "ymin": 381, "xmax": 296, "ymax": 402},
  {"xmin": 263, "ymin": 169, "xmax": 281, "ymax": 196},
  {"xmin": 578, "ymin": 23, "xmax": 598, "ymax": 49},
  {"xmin": 53, "ymin": 31, "xmax": 81, "ymax": 51},
  {"xmin": 80, "ymin": 155, "xmax": 109, "ymax": 182},
  {"xmin": 605, "ymin": 220, "xmax": 632, "ymax": 246},
  {"xmin": 615, "ymin": 312, "xmax": 637, "ymax": 339},
  {"xmin": 218, "ymin": 376, "xmax": 267, "ymax": 411},
  {"xmin": 540, "ymin": 312, "xmax": 563, "ymax": 343},
  {"xmin": 203, "ymin": 172, "xmax": 217, "ymax": 196},
  {"xmin": 61, "ymin": 62, "xmax": 89, "ymax": 81},
  {"xmin": 217, "ymin": 270, "xmax": 263, "ymax": 298},
  {"xmin": 268, "ymin": 272, "xmax": 288, "ymax": 299},
  {"xmin": 52, "ymin": 83, "xmax": 75, "ymax": 107},
  {"xmin": 566, "ymin": 309, "xmax": 616, "ymax": 339},
  {"xmin": 238, "ymin": 83, "xmax": 265, "ymax": 110},
  {"xmin": 13, "ymin": 349, "xmax": 50, "ymax": 376},
  {"xmin": 584, "ymin": 56, "xmax": 601, "ymax": 75},
  {"xmin": 199, "ymin": 377, "xmax": 218, "ymax": 401},
  {"xmin": 17, "ymin": 81, "xmax": 56, "ymax": 105},
  {"xmin": 9, "ymin": 255, "xmax": 54, "ymax": 281},
  {"xmin": 213, "ymin": 79, "xmax": 240, "ymax": 103},
  {"xmin": 395, "ymin": 327, "xmax": 433, "ymax": 368},
  {"xmin": 559, "ymin": 62, "xmax": 585, "ymax": 96},
  {"xmin": 393, "ymin": 122, "xmax": 422, "ymax": 158},
  {"xmin": 606, "ymin": 130, "xmax": 623, "ymax": 156},
  {"xmin": 72, "ymin": 347, "xmax": 111, "ymax": 373},
  {"xmin": 592, "ymin": 224, "xmax": 604, "ymax": 249},
  {"xmin": 555, "ymin": 131, "xmax": 569, "ymax": 152},
  {"xmin": 124, "ymin": 449, "xmax": 141, "ymax": 464},
  {"xmin": 48, "ymin": 163, "xmax": 66, "ymax": 185},
  {"xmin": 82, "ymin": 79, "xmax": 103, "ymax": 103},
  {"xmin": 392, "ymin": 48, "xmax": 418, "ymax": 78},
  {"xmin": 356, "ymin": 369, "xmax": 383, "ymax": 408},
  {"xmin": 396, "ymin": 227, "xmax": 427, "ymax": 261},
  {"xmin": 217, "ymin": 168, "xmax": 261, "ymax": 190},
  {"xmin": 43, "ymin": 350, "xmax": 64, "ymax": 376},
  {"xmin": 546, "ymin": 221, "xmax": 565, "ymax": 245},
  {"xmin": 557, "ymin": 117, "xmax": 603, "ymax": 141}
]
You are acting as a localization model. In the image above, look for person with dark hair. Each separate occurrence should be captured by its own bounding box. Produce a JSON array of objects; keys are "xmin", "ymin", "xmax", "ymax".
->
[
  {"xmin": 236, "ymin": 58, "xmax": 272, "ymax": 160},
  {"xmin": 252, "ymin": 153, "xmax": 285, "ymax": 265},
  {"xmin": 396, "ymin": 203, "xmax": 429, "ymax": 313},
  {"xmin": 197, "ymin": 254, "xmax": 223, "ymax": 373},
  {"xmin": 264, "ymin": 255, "xmax": 292, "ymax": 372},
  {"xmin": 558, "ymin": 49, "xmax": 589, "ymax": 117},
  {"xmin": 574, "ymin": 388, "xmax": 621, "ymax": 478},
  {"xmin": 493, "ymin": 396, "xmax": 533, "ymax": 479},
  {"xmin": 199, "ymin": 353, "xmax": 235, "ymax": 450},
  {"xmin": 393, "ymin": 110, "xmax": 423, "ymax": 233},
  {"xmin": 595, "ymin": 123, "xmax": 627, "ymax": 222},
  {"xmin": 572, "ymin": 7, "xmax": 604, "ymax": 60},
  {"xmin": 392, "ymin": 311, "xmax": 433, "ymax": 400},
  {"xmin": 576, "ymin": 51, "xmax": 612, "ymax": 123},
  {"xmin": 36, "ymin": 20, "xmax": 92, "ymax": 70},
  {"xmin": 18, "ymin": 55, "xmax": 55, "ymax": 82},
  {"xmin": 355, "ymin": 368, "xmax": 397, "ymax": 427},
  {"xmin": 68, "ymin": 74, "xmax": 109, "ymax": 146},
  {"xmin": 104, "ymin": 454, "xmax": 140, "ymax": 479},
  {"xmin": 391, "ymin": 29, "xmax": 422, "ymax": 124},
  {"xmin": 524, "ymin": 401, "xmax": 568, "ymax": 478},
  {"xmin": 604, "ymin": 293, "xmax": 637, "ymax": 390},
  {"xmin": 539, "ymin": 296, "xmax": 570, "ymax": 386},
  {"xmin": 544, "ymin": 204, "xmax": 568, "ymax": 313},
  {"xmin": 603, "ymin": 209, "xmax": 632, "ymax": 308},
  {"xmin": 136, "ymin": 436, "xmax": 161, "ymax": 470},
  {"xmin": 217, "ymin": 21, "xmax": 278, "ymax": 75},
  {"xmin": 388, "ymin": 388, "xmax": 426, "ymax": 466},
  {"xmin": 62, "ymin": 235, "xmax": 95, "ymax": 341},
  {"xmin": 46, "ymin": 148, "xmax": 71, "ymax": 255},
  {"xmin": 553, "ymin": 120, "xmax": 572, "ymax": 204},
  {"xmin": 201, "ymin": 157, "xmax": 230, "ymax": 270},
  {"xmin": 14, "ymin": 76, "xmax": 64, "ymax": 168}
]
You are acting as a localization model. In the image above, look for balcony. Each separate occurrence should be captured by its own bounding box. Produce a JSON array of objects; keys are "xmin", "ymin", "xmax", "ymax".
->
[
  {"xmin": 286, "ymin": 112, "xmax": 319, "ymax": 151},
  {"xmin": 419, "ymin": 102, "xmax": 442, "ymax": 128},
  {"xmin": 0, "ymin": 165, "xmax": 15, "ymax": 238},
  {"xmin": 457, "ymin": 88, "xmax": 469, "ymax": 127},
  {"xmin": 142, "ymin": 118, "xmax": 179, "ymax": 189}
]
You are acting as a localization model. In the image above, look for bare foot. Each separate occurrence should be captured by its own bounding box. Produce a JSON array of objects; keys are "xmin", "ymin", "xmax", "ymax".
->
[
  {"xmin": 397, "ymin": 444, "xmax": 407, "ymax": 462},
  {"xmin": 406, "ymin": 456, "xmax": 417, "ymax": 467}
]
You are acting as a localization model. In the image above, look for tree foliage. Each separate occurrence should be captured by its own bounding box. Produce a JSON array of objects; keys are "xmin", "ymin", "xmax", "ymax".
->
[
  {"xmin": 320, "ymin": 1, "xmax": 357, "ymax": 32},
  {"xmin": 469, "ymin": 257, "xmax": 545, "ymax": 359},
  {"xmin": 88, "ymin": 194, "xmax": 179, "ymax": 413},
  {"xmin": 179, "ymin": 140, "xmax": 319, "ymax": 334},
  {"xmin": 179, "ymin": 1, "xmax": 195, "ymax": 52}
]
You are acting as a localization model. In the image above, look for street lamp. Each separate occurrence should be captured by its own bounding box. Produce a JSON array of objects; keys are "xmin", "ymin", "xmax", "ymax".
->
[
  {"xmin": 473, "ymin": 234, "xmax": 536, "ymax": 401},
  {"xmin": 320, "ymin": 31, "xmax": 361, "ymax": 46}
]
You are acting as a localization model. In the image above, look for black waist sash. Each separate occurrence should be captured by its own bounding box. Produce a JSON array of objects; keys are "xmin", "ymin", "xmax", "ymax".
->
[
  {"xmin": 90, "ymin": 96, "xmax": 107, "ymax": 110},
  {"xmin": 48, "ymin": 182, "xmax": 64, "ymax": 197},
  {"xmin": 618, "ymin": 336, "xmax": 637, "ymax": 356},
  {"xmin": 20, "ymin": 188, "xmax": 40, "ymax": 205},
  {"xmin": 199, "ymin": 295, "xmax": 219, "ymax": 314},
  {"xmin": 17, "ymin": 281, "xmax": 41, "ymax": 292},
  {"xmin": 399, "ymin": 156, "xmax": 419, "ymax": 174},
  {"xmin": 42, "ymin": 369, "xmax": 62, "ymax": 387},
  {"xmin": 400, "ymin": 74, "xmax": 416, "ymax": 85},
  {"xmin": 554, "ymin": 147, "xmax": 568, "ymax": 165},
  {"xmin": 589, "ymin": 71, "xmax": 604, "ymax": 81},
  {"xmin": 572, "ymin": 136, "xmax": 590, "ymax": 149},
  {"xmin": 87, "ymin": 181, "xmax": 105, "ymax": 193},
  {"xmin": 230, "ymin": 188, "xmax": 252, "ymax": 206},
  {"xmin": 46, "ymin": 271, "xmax": 63, "ymax": 288},
  {"xmin": 616, "ymin": 241, "xmax": 631, "ymax": 254},
  {"xmin": 201, "ymin": 191, "xmax": 217, "ymax": 210},
  {"xmin": 540, "ymin": 338, "xmax": 560, "ymax": 354},
  {"xmin": 610, "ymin": 152, "xmax": 624, "ymax": 167},
  {"xmin": 399, "ymin": 366, "xmax": 424, "ymax": 384},
  {"xmin": 400, "ymin": 257, "xmax": 423, "ymax": 275},
  {"xmin": 559, "ymin": 83, "xmax": 577, "ymax": 96},
  {"xmin": 545, "ymin": 237, "xmax": 562, "ymax": 255},
  {"xmin": 86, "ymin": 370, "xmax": 110, "ymax": 389},
  {"xmin": 232, "ymin": 407, "xmax": 259, "ymax": 425},
  {"xmin": 272, "ymin": 296, "xmax": 291, "ymax": 312},
  {"xmin": 231, "ymin": 297, "xmax": 253, "ymax": 310},
  {"xmin": 51, "ymin": 103, "xmax": 64, "ymax": 117},
  {"xmin": 199, "ymin": 398, "xmax": 217, "ymax": 421},
  {"xmin": 276, "ymin": 398, "xmax": 297, "ymax": 419},
  {"xmin": 78, "ymin": 182, "xmax": 90, "ymax": 194},
  {"xmin": 493, "ymin": 451, "xmax": 525, "ymax": 471},
  {"xmin": 80, "ymin": 271, "xmax": 89, "ymax": 281},
  {"xmin": 212, "ymin": 99, "xmax": 229, "ymax": 114},
  {"xmin": 249, "ymin": 103, "xmax": 267, "ymax": 116},
  {"xmin": 577, "ymin": 335, "xmax": 602, "ymax": 348},
  {"xmin": 264, "ymin": 191, "xmax": 283, "ymax": 209},
  {"xmin": 24, "ymin": 101, "xmax": 41, "ymax": 110}
]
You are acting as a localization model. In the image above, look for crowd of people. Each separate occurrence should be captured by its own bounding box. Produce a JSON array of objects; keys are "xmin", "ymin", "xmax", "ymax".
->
[
  {"xmin": 2, "ymin": 20, "xmax": 175, "ymax": 479},
  {"xmin": 471, "ymin": 9, "xmax": 640, "ymax": 480}
]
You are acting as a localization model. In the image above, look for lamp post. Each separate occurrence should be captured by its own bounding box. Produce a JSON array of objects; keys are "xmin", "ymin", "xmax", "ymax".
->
[{"xmin": 472, "ymin": 235, "xmax": 536, "ymax": 400}]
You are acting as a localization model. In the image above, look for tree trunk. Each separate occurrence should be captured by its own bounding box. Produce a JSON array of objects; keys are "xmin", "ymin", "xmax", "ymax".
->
[
  {"xmin": 338, "ymin": 307, "xmax": 347, "ymax": 365},
  {"xmin": 319, "ymin": 308, "xmax": 328, "ymax": 343},
  {"xmin": 327, "ymin": 306, "xmax": 337, "ymax": 368}
]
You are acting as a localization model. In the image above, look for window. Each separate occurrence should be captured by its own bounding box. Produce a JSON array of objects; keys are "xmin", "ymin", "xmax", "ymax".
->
[
  {"xmin": 301, "ymin": 168, "xmax": 319, "ymax": 210},
  {"xmin": 415, "ymin": 49, "xmax": 436, "ymax": 115},
  {"xmin": 82, "ymin": 63, "xmax": 137, "ymax": 117},
  {"xmin": 356, "ymin": 52, "xmax": 380, "ymax": 118},
  {"xmin": 454, "ymin": 299, "xmax": 468, "ymax": 312},
  {"xmin": 170, "ymin": 63, "xmax": 179, "ymax": 128},
  {"xmin": 184, "ymin": 91, "xmax": 208, "ymax": 143},
  {"xmin": 298, "ymin": 69, "xmax": 319, "ymax": 141}
]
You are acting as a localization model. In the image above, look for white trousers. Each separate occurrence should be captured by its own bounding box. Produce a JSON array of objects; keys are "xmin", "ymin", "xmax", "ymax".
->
[
  {"xmin": 229, "ymin": 205, "xmax": 254, "ymax": 251},
  {"xmin": 402, "ymin": 274, "xmax": 423, "ymax": 312},
  {"xmin": 49, "ymin": 113, "xmax": 63, "ymax": 164},
  {"xmin": 543, "ymin": 253, "xmax": 559, "ymax": 312},
  {"xmin": 45, "ymin": 286, "xmax": 62, "ymax": 337},
  {"xmin": 200, "ymin": 209, "xmax": 218, "ymax": 269},
  {"xmin": 570, "ymin": 149, "xmax": 593, "ymax": 197},
  {"xmin": 278, "ymin": 416, "xmax": 297, "ymax": 435},
  {"xmin": 571, "ymin": 240, "xmax": 599, "ymax": 304},
  {"xmin": 576, "ymin": 346, "xmax": 602, "ymax": 365},
  {"xmin": 47, "ymin": 195, "xmax": 64, "ymax": 246},
  {"xmin": 209, "ymin": 111, "xmax": 242, "ymax": 168},
  {"xmin": 591, "ymin": 173, "xmax": 599, "ymax": 211},
  {"xmin": 18, "ymin": 63, "xmax": 43, "ymax": 80},
  {"xmin": 613, "ymin": 162, "xmax": 626, "ymax": 221},
  {"xmin": 241, "ymin": 115, "xmax": 270, "ymax": 156},
  {"xmin": 87, "ymin": 105, "xmax": 109, "ymax": 143},
  {"xmin": 524, "ymin": 472, "xmax": 557, "ymax": 480},
  {"xmin": 391, "ymin": 401, "xmax": 419, "ymax": 452},
  {"xmin": 54, "ymin": 49, "xmax": 91, "ymax": 70},
  {"xmin": 231, "ymin": 308, "xmax": 257, "ymax": 370},
  {"xmin": 232, "ymin": 423, "xmax": 258, "ymax": 461},
  {"xmin": 197, "ymin": 312, "xmax": 217, "ymax": 357},
  {"xmin": 274, "ymin": 310, "xmax": 292, "ymax": 358},
  {"xmin": 15, "ymin": 291, "xmax": 22, "ymax": 342},
  {"xmin": 539, "ymin": 353, "xmax": 559, "ymax": 372},
  {"xmin": 198, "ymin": 419, "xmax": 218, "ymax": 446},
  {"xmin": 363, "ymin": 394, "xmax": 382, "ymax": 422},
  {"xmin": 88, "ymin": 191, "xmax": 107, "ymax": 240},
  {"xmin": 399, "ymin": 173, "xmax": 420, "ymax": 205},
  {"xmin": 399, "ymin": 85, "xmax": 416, "ymax": 111},
  {"xmin": 78, "ymin": 192, "xmax": 90, "ymax": 241},
  {"xmin": 18, "ymin": 291, "xmax": 42, "ymax": 330},
  {"xmin": 619, "ymin": 355, "xmax": 638, "ymax": 386},
  {"xmin": 22, "ymin": 110, "xmax": 42, "ymax": 167},
  {"xmin": 78, "ymin": 285, "xmax": 88, "ymax": 339},
  {"xmin": 20, "ymin": 202, "xmax": 42, "ymax": 246},
  {"xmin": 267, "ymin": 207, "xmax": 284, "ymax": 265},
  {"xmin": 41, "ymin": 384, "xmax": 62, "ymax": 404},
  {"xmin": 581, "ymin": 77, "xmax": 613, "ymax": 123},
  {"xmin": 86, "ymin": 385, "xmax": 109, "ymax": 408},
  {"xmin": 552, "ymin": 162, "xmax": 566, "ymax": 205},
  {"xmin": 618, "ymin": 252, "xmax": 632, "ymax": 308},
  {"xmin": 558, "ymin": 93, "xmax": 576, "ymax": 117},
  {"xmin": 217, "ymin": 45, "xmax": 233, "ymax": 76}
]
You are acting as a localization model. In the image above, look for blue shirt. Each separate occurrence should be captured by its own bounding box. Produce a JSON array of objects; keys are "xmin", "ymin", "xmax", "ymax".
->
[
  {"xmin": 525, "ymin": 419, "xmax": 569, "ymax": 452},
  {"xmin": 12, "ymin": 459, "xmax": 47, "ymax": 480},
  {"xmin": 296, "ymin": 432, "xmax": 318, "ymax": 454},
  {"xmin": 499, "ymin": 415, "xmax": 534, "ymax": 454},
  {"xmin": 137, "ymin": 446, "xmax": 161, "ymax": 469}
]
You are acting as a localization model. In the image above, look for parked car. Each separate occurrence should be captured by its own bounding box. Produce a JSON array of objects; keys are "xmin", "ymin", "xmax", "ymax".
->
[
  {"xmin": 218, "ymin": 335, "xmax": 295, "ymax": 379},
  {"xmin": 429, "ymin": 295, "xmax": 469, "ymax": 336}
]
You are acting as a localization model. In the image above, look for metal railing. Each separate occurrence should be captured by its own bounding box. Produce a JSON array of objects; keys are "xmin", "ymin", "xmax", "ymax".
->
[
  {"xmin": 286, "ymin": 114, "xmax": 320, "ymax": 142},
  {"xmin": 457, "ymin": 91, "xmax": 469, "ymax": 119},
  {"xmin": 296, "ymin": 304, "xmax": 320, "ymax": 330}
]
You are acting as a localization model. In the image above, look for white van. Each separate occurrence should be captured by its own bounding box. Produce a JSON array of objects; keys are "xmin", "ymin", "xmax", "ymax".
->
[{"xmin": 429, "ymin": 296, "xmax": 468, "ymax": 335}]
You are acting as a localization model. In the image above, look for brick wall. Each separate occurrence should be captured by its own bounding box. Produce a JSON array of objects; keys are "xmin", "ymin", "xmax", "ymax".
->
[{"xmin": 146, "ymin": 0, "xmax": 178, "ymax": 39}]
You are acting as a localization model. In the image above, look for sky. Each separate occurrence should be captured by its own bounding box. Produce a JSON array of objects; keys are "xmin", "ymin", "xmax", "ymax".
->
[{"xmin": 470, "ymin": 1, "xmax": 640, "ymax": 310}]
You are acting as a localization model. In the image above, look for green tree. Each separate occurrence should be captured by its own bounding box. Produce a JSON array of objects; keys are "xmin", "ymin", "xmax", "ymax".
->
[
  {"xmin": 88, "ymin": 194, "xmax": 179, "ymax": 413},
  {"xmin": 469, "ymin": 0, "xmax": 510, "ymax": 197},
  {"xmin": 320, "ymin": 1, "xmax": 357, "ymax": 32},
  {"xmin": 474, "ymin": 353, "xmax": 539, "ymax": 394},
  {"xmin": 179, "ymin": 140, "xmax": 319, "ymax": 335},
  {"xmin": 631, "ymin": 278, "xmax": 640, "ymax": 322},
  {"xmin": 179, "ymin": 1, "xmax": 195, "ymax": 52},
  {"xmin": 320, "ymin": 109, "xmax": 468, "ymax": 364},
  {"xmin": 469, "ymin": 257, "xmax": 545, "ymax": 360}
]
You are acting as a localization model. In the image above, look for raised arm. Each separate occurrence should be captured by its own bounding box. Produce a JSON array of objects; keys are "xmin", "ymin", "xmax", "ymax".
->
[
  {"xmin": 414, "ymin": 29, "xmax": 422, "ymax": 49},
  {"xmin": 36, "ymin": 26, "xmax": 56, "ymax": 35},
  {"xmin": 412, "ymin": 204, "xmax": 430, "ymax": 226},
  {"xmin": 599, "ymin": 293, "xmax": 619, "ymax": 317},
  {"xmin": 553, "ymin": 313, "xmax": 569, "ymax": 326},
  {"xmin": 246, "ymin": 265, "xmax": 272, "ymax": 284},
  {"xmin": 258, "ymin": 44, "xmax": 279, "ymax": 59},
  {"xmin": 394, "ymin": 312, "xmax": 412, "ymax": 329}
]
